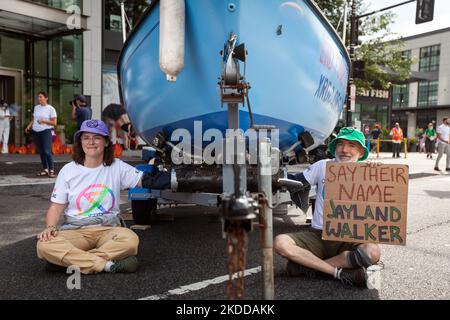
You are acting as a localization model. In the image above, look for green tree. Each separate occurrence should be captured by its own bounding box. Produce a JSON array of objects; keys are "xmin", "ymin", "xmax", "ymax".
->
[{"xmin": 314, "ymin": 0, "xmax": 414, "ymax": 90}]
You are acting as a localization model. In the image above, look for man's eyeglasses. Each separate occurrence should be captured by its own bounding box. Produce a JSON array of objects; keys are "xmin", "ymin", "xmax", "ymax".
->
[{"xmin": 81, "ymin": 135, "xmax": 104, "ymax": 143}]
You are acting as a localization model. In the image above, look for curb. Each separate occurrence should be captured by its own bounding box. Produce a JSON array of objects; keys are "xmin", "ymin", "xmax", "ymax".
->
[{"xmin": 0, "ymin": 183, "xmax": 54, "ymax": 195}]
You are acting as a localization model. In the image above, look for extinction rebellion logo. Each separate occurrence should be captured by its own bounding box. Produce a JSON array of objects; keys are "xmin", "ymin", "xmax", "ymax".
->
[{"xmin": 76, "ymin": 184, "xmax": 115, "ymax": 217}]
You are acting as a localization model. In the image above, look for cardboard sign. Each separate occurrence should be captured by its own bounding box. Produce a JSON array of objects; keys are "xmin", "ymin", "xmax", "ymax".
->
[{"xmin": 322, "ymin": 163, "xmax": 409, "ymax": 246}]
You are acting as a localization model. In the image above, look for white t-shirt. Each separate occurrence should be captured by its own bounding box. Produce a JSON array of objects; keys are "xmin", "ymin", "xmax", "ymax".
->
[
  {"xmin": 436, "ymin": 123, "xmax": 450, "ymax": 145},
  {"xmin": 303, "ymin": 159, "xmax": 336, "ymax": 231},
  {"xmin": 0, "ymin": 106, "xmax": 11, "ymax": 120},
  {"xmin": 51, "ymin": 159, "xmax": 143, "ymax": 221},
  {"xmin": 32, "ymin": 104, "xmax": 57, "ymax": 132}
]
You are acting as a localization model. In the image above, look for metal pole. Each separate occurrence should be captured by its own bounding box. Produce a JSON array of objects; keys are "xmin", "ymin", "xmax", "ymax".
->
[
  {"xmin": 388, "ymin": 85, "xmax": 393, "ymax": 130},
  {"xmin": 357, "ymin": 0, "xmax": 415, "ymax": 19},
  {"xmin": 223, "ymin": 104, "xmax": 247, "ymax": 196},
  {"xmin": 342, "ymin": 1, "xmax": 348, "ymax": 45},
  {"xmin": 258, "ymin": 138, "xmax": 274, "ymax": 300},
  {"xmin": 120, "ymin": 0, "xmax": 127, "ymax": 43},
  {"xmin": 346, "ymin": 0, "xmax": 357, "ymax": 127}
]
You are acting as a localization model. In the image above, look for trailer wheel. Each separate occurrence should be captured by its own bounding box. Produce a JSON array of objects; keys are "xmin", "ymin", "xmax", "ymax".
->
[{"xmin": 131, "ymin": 199, "xmax": 157, "ymax": 225}]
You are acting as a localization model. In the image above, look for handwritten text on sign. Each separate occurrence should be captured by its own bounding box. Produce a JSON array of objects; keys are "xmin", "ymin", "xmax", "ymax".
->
[{"xmin": 322, "ymin": 163, "xmax": 408, "ymax": 246}]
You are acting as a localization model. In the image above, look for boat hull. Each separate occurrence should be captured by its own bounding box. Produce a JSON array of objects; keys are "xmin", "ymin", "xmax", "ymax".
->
[{"xmin": 118, "ymin": 0, "xmax": 350, "ymax": 152}]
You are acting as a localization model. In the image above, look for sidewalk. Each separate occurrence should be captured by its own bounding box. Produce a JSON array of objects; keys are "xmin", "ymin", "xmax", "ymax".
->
[
  {"xmin": 0, "ymin": 151, "xmax": 446, "ymax": 193},
  {"xmin": 366, "ymin": 151, "xmax": 446, "ymax": 178},
  {"xmin": 0, "ymin": 150, "xmax": 143, "ymax": 194}
]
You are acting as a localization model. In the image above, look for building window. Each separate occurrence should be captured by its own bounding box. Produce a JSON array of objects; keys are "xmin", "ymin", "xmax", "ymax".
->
[
  {"xmin": 352, "ymin": 103, "xmax": 388, "ymax": 131},
  {"xmin": 419, "ymin": 45, "xmax": 440, "ymax": 72},
  {"xmin": 392, "ymin": 85, "xmax": 409, "ymax": 108},
  {"xmin": 417, "ymin": 81, "xmax": 438, "ymax": 107},
  {"xmin": 400, "ymin": 50, "xmax": 411, "ymax": 61},
  {"xmin": 30, "ymin": 0, "xmax": 82, "ymax": 10},
  {"xmin": 0, "ymin": 34, "xmax": 25, "ymax": 70},
  {"xmin": 105, "ymin": 0, "xmax": 151, "ymax": 32}
]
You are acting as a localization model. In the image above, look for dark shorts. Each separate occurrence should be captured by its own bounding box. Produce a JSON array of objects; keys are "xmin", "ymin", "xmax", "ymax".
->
[{"xmin": 287, "ymin": 228, "xmax": 361, "ymax": 260}]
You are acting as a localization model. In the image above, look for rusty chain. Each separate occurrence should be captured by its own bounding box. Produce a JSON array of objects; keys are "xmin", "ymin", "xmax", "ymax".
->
[{"xmin": 226, "ymin": 224, "xmax": 247, "ymax": 300}]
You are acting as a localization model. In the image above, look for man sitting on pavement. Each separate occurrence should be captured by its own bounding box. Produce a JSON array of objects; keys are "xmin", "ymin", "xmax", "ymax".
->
[{"xmin": 274, "ymin": 127, "xmax": 381, "ymax": 288}]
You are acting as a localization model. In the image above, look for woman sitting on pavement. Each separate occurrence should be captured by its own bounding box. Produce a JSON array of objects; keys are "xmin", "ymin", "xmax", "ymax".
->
[{"xmin": 36, "ymin": 119, "xmax": 144, "ymax": 274}]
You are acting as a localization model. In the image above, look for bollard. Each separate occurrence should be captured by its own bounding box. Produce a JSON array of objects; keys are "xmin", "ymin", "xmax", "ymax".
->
[
  {"xmin": 376, "ymin": 138, "xmax": 380, "ymax": 159},
  {"xmin": 404, "ymin": 138, "xmax": 408, "ymax": 159}
]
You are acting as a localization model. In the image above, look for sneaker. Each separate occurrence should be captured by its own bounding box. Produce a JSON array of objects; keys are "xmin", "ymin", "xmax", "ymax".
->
[
  {"xmin": 446, "ymin": 168, "xmax": 450, "ymax": 172},
  {"xmin": 110, "ymin": 256, "xmax": 139, "ymax": 273},
  {"xmin": 339, "ymin": 268, "xmax": 367, "ymax": 288},
  {"xmin": 286, "ymin": 260, "xmax": 317, "ymax": 278},
  {"xmin": 434, "ymin": 167, "xmax": 441, "ymax": 172}
]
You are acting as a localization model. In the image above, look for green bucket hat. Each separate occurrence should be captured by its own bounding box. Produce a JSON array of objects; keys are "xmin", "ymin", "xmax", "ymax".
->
[{"xmin": 327, "ymin": 127, "xmax": 369, "ymax": 162}]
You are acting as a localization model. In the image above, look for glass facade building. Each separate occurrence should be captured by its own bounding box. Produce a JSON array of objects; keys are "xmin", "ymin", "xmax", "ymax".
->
[
  {"xmin": 30, "ymin": 0, "xmax": 82, "ymax": 9},
  {"xmin": 0, "ymin": 32, "xmax": 82, "ymax": 143}
]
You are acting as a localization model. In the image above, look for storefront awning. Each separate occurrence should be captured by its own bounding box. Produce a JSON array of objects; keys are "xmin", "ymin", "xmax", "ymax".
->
[
  {"xmin": 378, "ymin": 65, "xmax": 439, "ymax": 84},
  {"xmin": 0, "ymin": 0, "xmax": 88, "ymax": 38}
]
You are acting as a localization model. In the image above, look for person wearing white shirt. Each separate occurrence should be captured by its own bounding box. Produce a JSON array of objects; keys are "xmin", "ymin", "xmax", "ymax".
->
[
  {"xmin": 434, "ymin": 117, "xmax": 450, "ymax": 172},
  {"xmin": 36, "ymin": 119, "xmax": 144, "ymax": 274},
  {"xmin": 0, "ymin": 99, "xmax": 12, "ymax": 154},
  {"xmin": 274, "ymin": 127, "xmax": 381, "ymax": 288},
  {"xmin": 25, "ymin": 92, "xmax": 57, "ymax": 177}
]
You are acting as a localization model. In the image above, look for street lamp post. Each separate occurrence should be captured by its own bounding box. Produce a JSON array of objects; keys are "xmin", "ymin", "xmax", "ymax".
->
[
  {"xmin": 120, "ymin": 0, "xmax": 127, "ymax": 43},
  {"xmin": 346, "ymin": 0, "xmax": 357, "ymax": 127}
]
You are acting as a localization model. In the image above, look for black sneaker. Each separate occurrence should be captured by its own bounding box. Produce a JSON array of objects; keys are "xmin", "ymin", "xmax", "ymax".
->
[
  {"xmin": 286, "ymin": 260, "xmax": 317, "ymax": 278},
  {"xmin": 339, "ymin": 268, "xmax": 367, "ymax": 288},
  {"xmin": 110, "ymin": 256, "xmax": 139, "ymax": 273},
  {"xmin": 435, "ymin": 167, "xmax": 441, "ymax": 172},
  {"xmin": 446, "ymin": 168, "xmax": 450, "ymax": 172}
]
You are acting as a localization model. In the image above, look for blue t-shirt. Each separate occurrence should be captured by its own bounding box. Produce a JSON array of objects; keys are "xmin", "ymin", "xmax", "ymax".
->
[{"xmin": 76, "ymin": 106, "xmax": 92, "ymax": 129}]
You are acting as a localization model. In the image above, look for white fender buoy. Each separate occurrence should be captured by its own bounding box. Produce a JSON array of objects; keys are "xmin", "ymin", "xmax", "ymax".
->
[{"xmin": 159, "ymin": 0, "xmax": 185, "ymax": 82}]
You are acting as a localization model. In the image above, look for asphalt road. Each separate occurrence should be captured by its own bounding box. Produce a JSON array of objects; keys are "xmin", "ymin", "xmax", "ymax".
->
[{"xmin": 0, "ymin": 174, "xmax": 449, "ymax": 300}]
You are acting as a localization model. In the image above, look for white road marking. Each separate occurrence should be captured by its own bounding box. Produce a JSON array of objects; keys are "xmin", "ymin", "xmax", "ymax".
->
[{"xmin": 139, "ymin": 266, "xmax": 262, "ymax": 300}]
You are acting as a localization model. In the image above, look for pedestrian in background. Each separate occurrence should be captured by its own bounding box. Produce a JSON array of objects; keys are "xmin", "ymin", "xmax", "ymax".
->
[
  {"xmin": 417, "ymin": 127, "xmax": 426, "ymax": 154},
  {"xmin": 363, "ymin": 124, "xmax": 371, "ymax": 152},
  {"xmin": 71, "ymin": 95, "xmax": 92, "ymax": 130},
  {"xmin": 0, "ymin": 99, "xmax": 13, "ymax": 154},
  {"xmin": 434, "ymin": 117, "xmax": 450, "ymax": 172},
  {"xmin": 390, "ymin": 122, "xmax": 403, "ymax": 158},
  {"xmin": 425, "ymin": 123, "xmax": 436, "ymax": 159},
  {"xmin": 370, "ymin": 124, "xmax": 382, "ymax": 153},
  {"xmin": 25, "ymin": 92, "xmax": 57, "ymax": 178}
]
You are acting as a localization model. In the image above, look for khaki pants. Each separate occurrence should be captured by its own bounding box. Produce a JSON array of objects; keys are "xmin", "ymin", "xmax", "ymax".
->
[
  {"xmin": 37, "ymin": 227, "xmax": 139, "ymax": 275},
  {"xmin": 435, "ymin": 143, "xmax": 450, "ymax": 169}
]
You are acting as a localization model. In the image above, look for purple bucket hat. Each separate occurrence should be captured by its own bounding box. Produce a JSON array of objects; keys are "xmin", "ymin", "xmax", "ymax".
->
[{"xmin": 74, "ymin": 120, "xmax": 110, "ymax": 142}]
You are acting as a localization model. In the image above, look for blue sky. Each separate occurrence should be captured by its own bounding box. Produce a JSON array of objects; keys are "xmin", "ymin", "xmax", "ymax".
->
[{"xmin": 363, "ymin": 0, "xmax": 450, "ymax": 38}]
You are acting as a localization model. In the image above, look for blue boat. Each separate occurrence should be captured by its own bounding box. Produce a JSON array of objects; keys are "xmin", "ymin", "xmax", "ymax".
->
[{"xmin": 118, "ymin": 0, "xmax": 350, "ymax": 154}]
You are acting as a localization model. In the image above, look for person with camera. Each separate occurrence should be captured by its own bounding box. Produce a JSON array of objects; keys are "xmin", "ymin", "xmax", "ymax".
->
[
  {"xmin": 71, "ymin": 95, "xmax": 92, "ymax": 130},
  {"xmin": 0, "ymin": 99, "xmax": 13, "ymax": 154}
]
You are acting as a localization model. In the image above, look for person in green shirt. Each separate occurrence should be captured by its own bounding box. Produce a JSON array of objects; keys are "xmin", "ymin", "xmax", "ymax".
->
[{"xmin": 425, "ymin": 123, "xmax": 437, "ymax": 159}]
